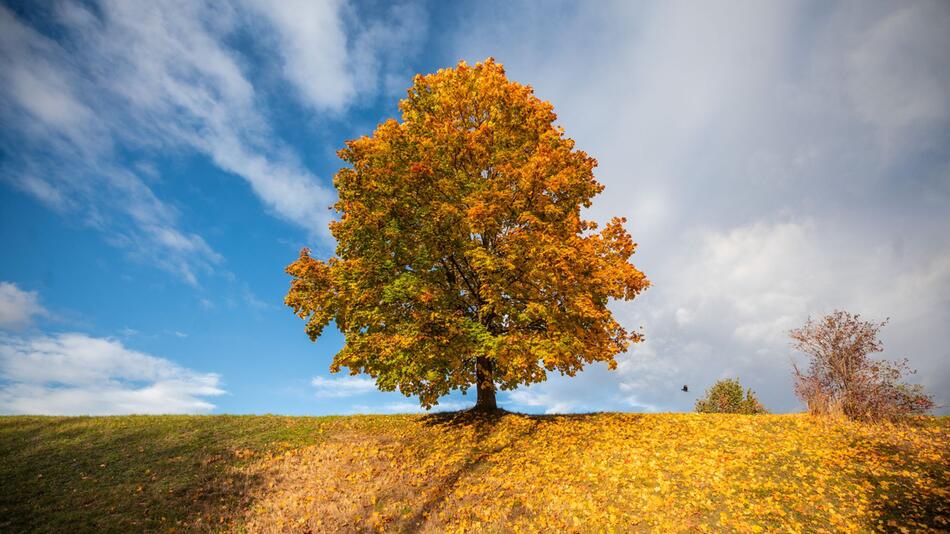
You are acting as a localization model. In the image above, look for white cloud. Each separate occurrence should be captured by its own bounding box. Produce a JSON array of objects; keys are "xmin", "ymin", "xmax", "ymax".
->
[
  {"xmin": 310, "ymin": 375, "xmax": 474, "ymax": 414},
  {"xmin": 0, "ymin": 332, "xmax": 224, "ymax": 415},
  {"xmin": 247, "ymin": 0, "xmax": 428, "ymax": 112},
  {"xmin": 674, "ymin": 308, "xmax": 693, "ymax": 327},
  {"xmin": 345, "ymin": 2, "xmax": 429, "ymax": 99},
  {"xmin": 67, "ymin": 0, "xmax": 337, "ymax": 239},
  {"xmin": 508, "ymin": 218, "xmax": 950, "ymax": 415},
  {"xmin": 0, "ymin": 282, "xmax": 46, "ymax": 330},
  {"xmin": 613, "ymin": 219, "xmax": 950, "ymax": 413},
  {"xmin": 0, "ymin": 8, "xmax": 99, "ymax": 148},
  {"xmin": 681, "ymin": 221, "xmax": 818, "ymax": 346},
  {"xmin": 311, "ymin": 375, "xmax": 379, "ymax": 398},
  {"xmin": 505, "ymin": 389, "xmax": 580, "ymax": 415},
  {"xmin": 244, "ymin": 0, "xmax": 352, "ymax": 111},
  {"xmin": 347, "ymin": 400, "xmax": 471, "ymax": 414},
  {"xmin": 667, "ymin": 219, "xmax": 950, "ymax": 348},
  {"xmin": 311, "ymin": 374, "xmax": 473, "ymax": 412}
]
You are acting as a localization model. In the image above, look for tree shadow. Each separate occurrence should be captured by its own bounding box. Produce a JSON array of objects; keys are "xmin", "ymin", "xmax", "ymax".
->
[
  {"xmin": 853, "ymin": 422, "xmax": 949, "ymax": 531},
  {"xmin": 419, "ymin": 407, "xmax": 514, "ymax": 429},
  {"xmin": 373, "ymin": 409, "xmax": 541, "ymax": 532},
  {"xmin": 374, "ymin": 410, "xmax": 650, "ymax": 531}
]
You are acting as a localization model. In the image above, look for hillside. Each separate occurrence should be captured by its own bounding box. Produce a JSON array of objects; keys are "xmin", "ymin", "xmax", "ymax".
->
[{"xmin": 0, "ymin": 412, "xmax": 946, "ymax": 533}]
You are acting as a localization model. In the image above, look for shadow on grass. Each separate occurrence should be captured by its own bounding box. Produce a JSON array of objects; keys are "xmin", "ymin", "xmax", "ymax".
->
[
  {"xmin": 0, "ymin": 415, "xmax": 326, "ymax": 533},
  {"xmin": 860, "ymin": 435, "xmax": 949, "ymax": 531},
  {"xmin": 367, "ymin": 408, "xmax": 541, "ymax": 531},
  {"xmin": 420, "ymin": 406, "xmax": 514, "ymax": 428},
  {"xmin": 384, "ymin": 410, "xmax": 648, "ymax": 531}
]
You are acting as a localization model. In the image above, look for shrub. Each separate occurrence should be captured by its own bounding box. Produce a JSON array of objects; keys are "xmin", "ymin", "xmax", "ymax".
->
[
  {"xmin": 789, "ymin": 310, "xmax": 934, "ymax": 421},
  {"xmin": 695, "ymin": 378, "xmax": 767, "ymax": 414}
]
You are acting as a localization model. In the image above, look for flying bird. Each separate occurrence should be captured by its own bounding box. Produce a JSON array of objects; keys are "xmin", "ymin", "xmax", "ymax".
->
[{"xmin": 681, "ymin": 385, "xmax": 689, "ymax": 392}]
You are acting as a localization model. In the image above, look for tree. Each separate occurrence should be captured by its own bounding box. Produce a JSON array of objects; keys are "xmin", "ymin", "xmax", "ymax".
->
[
  {"xmin": 789, "ymin": 310, "xmax": 934, "ymax": 420},
  {"xmin": 694, "ymin": 378, "xmax": 767, "ymax": 414},
  {"xmin": 285, "ymin": 59, "xmax": 649, "ymax": 411}
]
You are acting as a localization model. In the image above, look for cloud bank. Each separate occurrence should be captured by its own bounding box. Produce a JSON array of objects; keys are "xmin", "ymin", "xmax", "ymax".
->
[
  {"xmin": 0, "ymin": 332, "xmax": 224, "ymax": 415},
  {"xmin": 454, "ymin": 0, "xmax": 950, "ymax": 414}
]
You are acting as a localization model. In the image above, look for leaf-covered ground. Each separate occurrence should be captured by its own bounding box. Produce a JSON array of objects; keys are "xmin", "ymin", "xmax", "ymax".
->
[{"xmin": 0, "ymin": 413, "xmax": 946, "ymax": 533}]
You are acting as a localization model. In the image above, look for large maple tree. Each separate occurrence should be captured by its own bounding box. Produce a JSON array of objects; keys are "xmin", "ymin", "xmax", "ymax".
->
[{"xmin": 285, "ymin": 59, "xmax": 649, "ymax": 411}]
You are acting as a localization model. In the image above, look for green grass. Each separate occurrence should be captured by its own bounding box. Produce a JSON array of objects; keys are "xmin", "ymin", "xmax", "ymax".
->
[{"xmin": 0, "ymin": 415, "xmax": 350, "ymax": 532}]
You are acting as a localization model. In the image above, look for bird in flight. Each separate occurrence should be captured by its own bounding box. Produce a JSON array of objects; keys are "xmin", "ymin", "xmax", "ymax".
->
[{"xmin": 681, "ymin": 385, "xmax": 689, "ymax": 392}]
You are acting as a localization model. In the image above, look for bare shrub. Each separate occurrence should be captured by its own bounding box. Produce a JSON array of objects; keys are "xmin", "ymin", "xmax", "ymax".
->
[{"xmin": 790, "ymin": 310, "xmax": 934, "ymax": 421}]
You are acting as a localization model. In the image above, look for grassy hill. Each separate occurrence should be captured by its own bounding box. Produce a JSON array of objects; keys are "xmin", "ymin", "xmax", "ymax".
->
[{"xmin": 0, "ymin": 412, "xmax": 946, "ymax": 533}]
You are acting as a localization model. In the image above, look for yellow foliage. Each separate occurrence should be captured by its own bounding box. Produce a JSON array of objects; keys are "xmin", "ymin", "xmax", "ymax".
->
[{"xmin": 285, "ymin": 58, "xmax": 648, "ymax": 409}]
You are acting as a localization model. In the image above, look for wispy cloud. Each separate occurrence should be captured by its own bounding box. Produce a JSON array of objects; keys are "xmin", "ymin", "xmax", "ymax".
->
[
  {"xmin": 1, "ymin": 1, "xmax": 425, "ymax": 285},
  {"xmin": 0, "ymin": 282, "xmax": 46, "ymax": 330},
  {"xmin": 0, "ymin": 5, "xmax": 223, "ymax": 285},
  {"xmin": 505, "ymin": 389, "xmax": 581, "ymax": 415},
  {"xmin": 244, "ymin": 0, "xmax": 351, "ymax": 111},
  {"xmin": 120, "ymin": 327, "xmax": 139, "ymax": 338},
  {"xmin": 0, "ymin": 332, "xmax": 224, "ymax": 415},
  {"xmin": 311, "ymin": 375, "xmax": 379, "ymax": 398},
  {"xmin": 347, "ymin": 400, "xmax": 471, "ymax": 414},
  {"xmin": 247, "ymin": 0, "xmax": 428, "ymax": 112},
  {"xmin": 312, "ymin": 375, "xmax": 473, "ymax": 412},
  {"xmin": 57, "ymin": 0, "xmax": 334, "ymax": 238}
]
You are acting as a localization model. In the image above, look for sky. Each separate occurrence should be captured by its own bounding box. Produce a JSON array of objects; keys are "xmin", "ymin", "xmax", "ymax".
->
[{"xmin": 0, "ymin": 0, "xmax": 948, "ymax": 416}]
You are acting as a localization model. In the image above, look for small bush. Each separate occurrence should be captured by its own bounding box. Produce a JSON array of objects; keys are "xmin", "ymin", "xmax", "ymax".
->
[{"xmin": 695, "ymin": 379, "xmax": 767, "ymax": 414}]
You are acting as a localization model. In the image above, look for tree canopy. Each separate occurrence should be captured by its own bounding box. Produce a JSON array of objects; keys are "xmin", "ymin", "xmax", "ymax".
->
[{"xmin": 285, "ymin": 58, "xmax": 649, "ymax": 410}]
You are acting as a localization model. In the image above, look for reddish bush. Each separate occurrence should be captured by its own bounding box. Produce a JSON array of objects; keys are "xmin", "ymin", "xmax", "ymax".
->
[{"xmin": 790, "ymin": 311, "xmax": 934, "ymax": 421}]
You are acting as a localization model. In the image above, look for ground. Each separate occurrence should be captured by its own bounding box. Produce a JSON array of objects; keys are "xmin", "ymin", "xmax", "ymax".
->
[{"xmin": 0, "ymin": 412, "xmax": 946, "ymax": 533}]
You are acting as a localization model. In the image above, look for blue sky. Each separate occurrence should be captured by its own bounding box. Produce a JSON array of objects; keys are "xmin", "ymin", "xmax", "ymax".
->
[{"xmin": 1, "ymin": 0, "xmax": 948, "ymax": 415}]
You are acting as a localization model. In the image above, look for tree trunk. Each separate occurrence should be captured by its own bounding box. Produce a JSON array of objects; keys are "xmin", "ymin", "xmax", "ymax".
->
[{"xmin": 474, "ymin": 356, "xmax": 497, "ymax": 411}]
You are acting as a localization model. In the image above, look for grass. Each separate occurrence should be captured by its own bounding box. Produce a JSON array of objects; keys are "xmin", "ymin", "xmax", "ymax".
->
[
  {"xmin": 0, "ymin": 415, "xmax": 338, "ymax": 532},
  {"xmin": 0, "ymin": 412, "xmax": 946, "ymax": 532}
]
